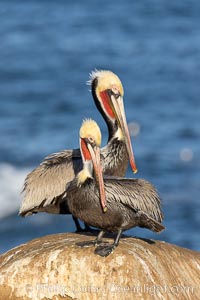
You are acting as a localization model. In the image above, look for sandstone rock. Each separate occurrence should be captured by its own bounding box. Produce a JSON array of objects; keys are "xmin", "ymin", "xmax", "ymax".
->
[{"xmin": 0, "ymin": 233, "xmax": 199, "ymax": 300}]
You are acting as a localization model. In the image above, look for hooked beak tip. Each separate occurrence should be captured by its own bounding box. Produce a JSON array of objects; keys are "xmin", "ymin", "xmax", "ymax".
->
[
  {"xmin": 130, "ymin": 159, "xmax": 138, "ymax": 174},
  {"xmin": 103, "ymin": 206, "xmax": 108, "ymax": 213}
]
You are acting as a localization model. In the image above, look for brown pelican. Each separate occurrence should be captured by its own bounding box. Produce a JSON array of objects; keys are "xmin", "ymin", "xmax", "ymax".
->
[
  {"xmin": 67, "ymin": 119, "xmax": 165, "ymax": 256},
  {"xmin": 19, "ymin": 70, "xmax": 138, "ymax": 230}
]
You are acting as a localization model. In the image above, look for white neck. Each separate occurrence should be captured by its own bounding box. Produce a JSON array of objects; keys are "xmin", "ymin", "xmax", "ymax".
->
[{"xmin": 77, "ymin": 160, "xmax": 93, "ymax": 187}]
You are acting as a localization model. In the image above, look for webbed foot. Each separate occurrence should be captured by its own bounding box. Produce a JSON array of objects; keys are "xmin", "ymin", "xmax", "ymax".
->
[
  {"xmin": 95, "ymin": 245, "xmax": 116, "ymax": 257},
  {"xmin": 94, "ymin": 229, "xmax": 122, "ymax": 257}
]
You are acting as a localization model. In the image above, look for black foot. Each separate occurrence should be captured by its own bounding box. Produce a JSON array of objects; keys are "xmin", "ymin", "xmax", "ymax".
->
[{"xmin": 95, "ymin": 245, "xmax": 116, "ymax": 257}]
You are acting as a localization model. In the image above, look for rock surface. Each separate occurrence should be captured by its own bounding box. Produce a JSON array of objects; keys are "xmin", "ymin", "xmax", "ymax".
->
[{"xmin": 0, "ymin": 233, "xmax": 200, "ymax": 300}]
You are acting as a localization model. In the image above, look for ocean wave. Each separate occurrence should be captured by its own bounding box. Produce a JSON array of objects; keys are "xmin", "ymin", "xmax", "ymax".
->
[{"xmin": 0, "ymin": 163, "xmax": 29, "ymax": 219}]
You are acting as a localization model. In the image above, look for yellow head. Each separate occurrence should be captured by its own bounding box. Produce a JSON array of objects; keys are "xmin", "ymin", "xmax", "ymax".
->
[
  {"xmin": 79, "ymin": 119, "xmax": 101, "ymax": 147},
  {"xmin": 89, "ymin": 70, "xmax": 124, "ymax": 99}
]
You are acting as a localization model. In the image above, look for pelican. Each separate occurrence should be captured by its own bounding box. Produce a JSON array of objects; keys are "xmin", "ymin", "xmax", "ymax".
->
[
  {"xmin": 19, "ymin": 70, "xmax": 138, "ymax": 231},
  {"xmin": 67, "ymin": 119, "xmax": 165, "ymax": 257}
]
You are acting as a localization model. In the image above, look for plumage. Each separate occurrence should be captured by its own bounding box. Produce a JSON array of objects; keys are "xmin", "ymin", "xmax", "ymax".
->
[
  {"xmin": 20, "ymin": 137, "xmax": 128, "ymax": 215},
  {"xmin": 66, "ymin": 119, "xmax": 165, "ymax": 256},
  {"xmin": 19, "ymin": 70, "xmax": 137, "ymax": 230},
  {"xmin": 67, "ymin": 177, "xmax": 164, "ymax": 233}
]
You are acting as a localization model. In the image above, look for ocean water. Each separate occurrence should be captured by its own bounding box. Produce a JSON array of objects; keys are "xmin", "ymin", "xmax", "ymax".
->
[{"xmin": 0, "ymin": 0, "xmax": 200, "ymax": 254}]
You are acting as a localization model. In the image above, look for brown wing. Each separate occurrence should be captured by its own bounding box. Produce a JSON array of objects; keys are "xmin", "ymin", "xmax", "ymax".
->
[
  {"xmin": 104, "ymin": 178, "xmax": 164, "ymax": 223},
  {"xmin": 19, "ymin": 149, "xmax": 82, "ymax": 216}
]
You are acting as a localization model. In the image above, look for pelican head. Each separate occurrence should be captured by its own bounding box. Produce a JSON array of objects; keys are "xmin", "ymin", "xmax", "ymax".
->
[
  {"xmin": 78, "ymin": 119, "xmax": 107, "ymax": 212},
  {"xmin": 89, "ymin": 70, "xmax": 137, "ymax": 174},
  {"xmin": 80, "ymin": 119, "xmax": 101, "ymax": 149}
]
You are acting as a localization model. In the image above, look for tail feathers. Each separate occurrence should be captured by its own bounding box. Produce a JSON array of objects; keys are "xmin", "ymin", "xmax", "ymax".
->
[
  {"xmin": 137, "ymin": 211, "xmax": 165, "ymax": 233},
  {"xmin": 19, "ymin": 200, "xmax": 69, "ymax": 217},
  {"xmin": 19, "ymin": 208, "xmax": 37, "ymax": 217}
]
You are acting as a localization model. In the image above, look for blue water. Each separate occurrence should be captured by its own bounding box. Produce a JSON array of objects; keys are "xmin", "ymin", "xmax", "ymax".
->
[{"xmin": 0, "ymin": 0, "xmax": 200, "ymax": 254}]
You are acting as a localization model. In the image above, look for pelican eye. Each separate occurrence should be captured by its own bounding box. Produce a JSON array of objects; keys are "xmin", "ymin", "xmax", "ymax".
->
[
  {"xmin": 87, "ymin": 136, "xmax": 95, "ymax": 146},
  {"xmin": 114, "ymin": 93, "xmax": 120, "ymax": 99},
  {"xmin": 109, "ymin": 88, "xmax": 121, "ymax": 99}
]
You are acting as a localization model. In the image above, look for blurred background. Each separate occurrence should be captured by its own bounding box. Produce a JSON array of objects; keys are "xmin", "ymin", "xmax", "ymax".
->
[{"xmin": 0, "ymin": 0, "xmax": 200, "ymax": 254}]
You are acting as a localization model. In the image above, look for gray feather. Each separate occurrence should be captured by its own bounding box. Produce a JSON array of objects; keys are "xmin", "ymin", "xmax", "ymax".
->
[
  {"xmin": 104, "ymin": 178, "xmax": 163, "ymax": 222},
  {"xmin": 20, "ymin": 139, "xmax": 128, "ymax": 216}
]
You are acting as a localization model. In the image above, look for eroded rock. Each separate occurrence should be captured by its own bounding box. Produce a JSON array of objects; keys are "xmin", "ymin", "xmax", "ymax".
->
[{"xmin": 0, "ymin": 233, "xmax": 199, "ymax": 300}]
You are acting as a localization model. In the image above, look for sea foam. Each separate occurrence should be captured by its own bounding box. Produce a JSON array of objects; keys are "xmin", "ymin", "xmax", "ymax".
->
[{"xmin": 0, "ymin": 163, "xmax": 29, "ymax": 219}]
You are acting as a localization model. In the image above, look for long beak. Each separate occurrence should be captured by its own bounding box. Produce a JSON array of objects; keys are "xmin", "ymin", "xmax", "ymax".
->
[
  {"xmin": 110, "ymin": 95, "xmax": 138, "ymax": 173},
  {"xmin": 87, "ymin": 144, "xmax": 107, "ymax": 213}
]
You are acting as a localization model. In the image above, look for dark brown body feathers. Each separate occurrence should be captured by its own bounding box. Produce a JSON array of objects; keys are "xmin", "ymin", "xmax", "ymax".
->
[{"xmin": 67, "ymin": 177, "xmax": 165, "ymax": 233}]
